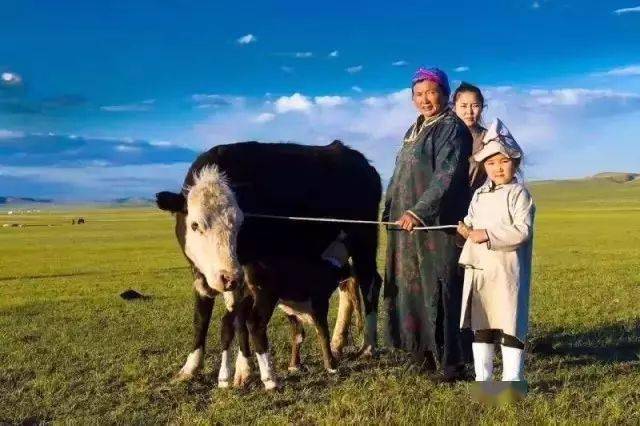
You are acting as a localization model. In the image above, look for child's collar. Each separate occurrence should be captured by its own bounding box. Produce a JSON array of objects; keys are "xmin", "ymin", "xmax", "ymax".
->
[{"xmin": 479, "ymin": 177, "xmax": 518, "ymax": 193}]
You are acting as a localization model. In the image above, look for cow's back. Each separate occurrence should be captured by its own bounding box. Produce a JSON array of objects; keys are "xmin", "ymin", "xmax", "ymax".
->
[{"xmin": 183, "ymin": 141, "xmax": 381, "ymax": 263}]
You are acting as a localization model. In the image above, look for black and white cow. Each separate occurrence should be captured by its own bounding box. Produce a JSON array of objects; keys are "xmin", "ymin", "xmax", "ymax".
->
[{"xmin": 156, "ymin": 141, "xmax": 382, "ymax": 388}]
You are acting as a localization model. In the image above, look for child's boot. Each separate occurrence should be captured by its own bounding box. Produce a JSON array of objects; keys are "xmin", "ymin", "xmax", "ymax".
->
[
  {"xmin": 501, "ymin": 345, "xmax": 524, "ymax": 381},
  {"xmin": 472, "ymin": 342, "xmax": 495, "ymax": 381}
]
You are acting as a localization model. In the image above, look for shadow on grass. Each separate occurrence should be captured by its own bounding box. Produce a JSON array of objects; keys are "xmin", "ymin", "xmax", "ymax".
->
[
  {"xmin": 0, "ymin": 271, "xmax": 99, "ymax": 282},
  {"xmin": 0, "ymin": 416, "xmax": 53, "ymax": 425},
  {"xmin": 0, "ymin": 266, "xmax": 188, "ymax": 283},
  {"xmin": 530, "ymin": 320, "xmax": 640, "ymax": 363}
]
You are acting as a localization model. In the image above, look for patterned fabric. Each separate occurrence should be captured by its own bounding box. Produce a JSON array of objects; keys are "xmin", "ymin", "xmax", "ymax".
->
[
  {"xmin": 382, "ymin": 109, "xmax": 473, "ymax": 368},
  {"xmin": 411, "ymin": 67, "xmax": 451, "ymax": 97}
]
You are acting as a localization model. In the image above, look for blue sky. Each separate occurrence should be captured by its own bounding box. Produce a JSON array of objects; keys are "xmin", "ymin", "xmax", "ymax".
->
[{"xmin": 1, "ymin": 0, "xmax": 639, "ymax": 200}]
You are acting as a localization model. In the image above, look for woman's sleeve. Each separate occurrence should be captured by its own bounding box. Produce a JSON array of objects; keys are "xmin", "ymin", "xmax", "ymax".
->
[
  {"xmin": 408, "ymin": 124, "xmax": 466, "ymax": 225},
  {"xmin": 486, "ymin": 186, "xmax": 535, "ymax": 251},
  {"xmin": 381, "ymin": 179, "xmax": 394, "ymax": 222},
  {"xmin": 382, "ymin": 130, "xmax": 411, "ymax": 222}
]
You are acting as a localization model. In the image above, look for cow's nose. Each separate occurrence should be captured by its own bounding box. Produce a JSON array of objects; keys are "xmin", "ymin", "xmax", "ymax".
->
[{"xmin": 220, "ymin": 272, "xmax": 240, "ymax": 291}]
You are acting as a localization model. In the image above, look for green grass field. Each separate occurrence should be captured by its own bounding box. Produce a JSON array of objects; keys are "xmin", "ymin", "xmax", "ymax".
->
[{"xmin": 1, "ymin": 177, "xmax": 639, "ymax": 424}]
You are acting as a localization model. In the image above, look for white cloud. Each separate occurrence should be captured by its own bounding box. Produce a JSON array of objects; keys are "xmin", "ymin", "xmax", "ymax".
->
[
  {"xmin": 0, "ymin": 163, "xmax": 191, "ymax": 201},
  {"xmin": 0, "ymin": 129, "xmax": 24, "ymax": 139},
  {"xmin": 351, "ymin": 86, "xmax": 363, "ymax": 93},
  {"xmin": 454, "ymin": 66, "xmax": 470, "ymax": 72},
  {"xmin": 115, "ymin": 145, "xmax": 141, "ymax": 152},
  {"xmin": 328, "ymin": 50, "xmax": 339, "ymax": 58},
  {"xmin": 592, "ymin": 64, "xmax": 640, "ymax": 77},
  {"xmin": 281, "ymin": 66, "xmax": 294, "ymax": 74},
  {"xmin": 274, "ymin": 93, "xmax": 313, "ymax": 113},
  {"xmin": 149, "ymin": 140, "xmax": 174, "ymax": 147},
  {"xmin": 531, "ymin": 1, "xmax": 540, "ymax": 9},
  {"xmin": 314, "ymin": 96, "xmax": 350, "ymax": 108},
  {"xmin": 613, "ymin": 6, "xmax": 640, "ymax": 14},
  {"xmin": 254, "ymin": 112, "xmax": 276, "ymax": 123},
  {"xmin": 392, "ymin": 60, "xmax": 408, "ymax": 67},
  {"xmin": 346, "ymin": 65, "xmax": 363, "ymax": 74},
  {"xmin": 100, "ymin": 100, "xmax": 155, "ymax": 112},
  {"xmin": 494, "ymin": 86, "xmax": 513, "ymax": 93},
  {"xmin": 295, "ymin": 52, "xmax": 313, "ymax": 58},
  {"xmin": 528, "ymin": 88, "xmax": 640, "ymax": 107},
  {"xmin": 187, "ymin": 84, "xmax": 640, "ymax": 183},
  {"xmin": 190, "ymin": 94, "xmax": 245, "ymax": 108},
  {"xmin": 362, "ymin": 97, "xmax": 382, "ymax": 107},
  {"xmin": 1, "ymin": 72, "xmax": 22, "ymax": 85},
  {"xmin": 237, "ymin": 34, "xmax": 257, "ymax": 44}
]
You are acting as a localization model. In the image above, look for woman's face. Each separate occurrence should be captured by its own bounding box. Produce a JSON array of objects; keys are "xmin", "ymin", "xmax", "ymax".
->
[
  {"xmin": 484, "ymin": 153, "xmax": 516, "ymax": 185},
  {"xmin": 454, "ymin": 91, "xmax": 483, "ymax": 127},
  {"xmin": 412, "ymin": 80, "xmax": 446, "ymax": 118}
]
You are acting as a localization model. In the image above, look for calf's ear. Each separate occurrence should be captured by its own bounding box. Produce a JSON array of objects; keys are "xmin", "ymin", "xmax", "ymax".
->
[{"xmin": 156, "ymin": 191, "xmax": 187, "ymax": 213}]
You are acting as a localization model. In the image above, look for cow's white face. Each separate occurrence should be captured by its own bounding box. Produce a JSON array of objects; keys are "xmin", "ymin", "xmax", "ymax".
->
[{"xmin": 184, "ymin": 166, "xmax": 244, "ymax": 295}]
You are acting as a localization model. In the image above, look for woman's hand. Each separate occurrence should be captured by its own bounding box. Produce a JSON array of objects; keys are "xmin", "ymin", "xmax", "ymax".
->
[
  {"xmin": 469, "ymin": 229, "xmax": 489, "ymax": 244},
  {"xmin": 457, "ymin": 221, "xmax": 471, "ymax": 239},
  {"xmin": 396, "ymin": 212, "xmax": 421, "ymax": 232}
]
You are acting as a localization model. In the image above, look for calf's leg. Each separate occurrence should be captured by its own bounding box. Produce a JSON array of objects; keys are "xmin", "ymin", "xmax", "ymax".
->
[
  {"xmin": 247, "ymin": 301, "xmax": 278, "ymax": 390},
  {"xmin": 234, "ymin": 297, "xmax": 253, "ymax": 388},
  {"xmin": 287, "ymin": 315, "xmax": 305, "ymax": 372},
  {"xmin": 331, "ymin": 278, "xmax": 357, "ymax": 358},
  {"xmin": 217, "ymin": 310, "xmax": 236, "ymax": 388},
  {"xmin": 176, "ymin": 284, "xmax": 214, "ymax": 381},
  {"xmin": 313, "ymin": 310, "xmax": 337, "ymax": 373}
]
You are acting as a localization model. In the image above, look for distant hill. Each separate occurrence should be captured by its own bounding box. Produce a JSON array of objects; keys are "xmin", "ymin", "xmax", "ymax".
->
[
  {"xmin": 529, "ymin": 171, "xmax": 640, "ymax": 208},
  {"xmin": 590, "ymin": 172, "xmax": 639, "ymax": 183},
  {"xmin": 0, "ymin": 196, "xmax": 53, "ymax": 205},
  {"xmin": 112, "ymin": 197, "xmax": 155, "ymax": 206}
]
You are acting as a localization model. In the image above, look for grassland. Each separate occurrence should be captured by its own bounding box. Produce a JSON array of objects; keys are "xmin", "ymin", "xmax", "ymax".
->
[{"xmin": 1, "ymin": 178, "xmax": 639, "ymax": 424}]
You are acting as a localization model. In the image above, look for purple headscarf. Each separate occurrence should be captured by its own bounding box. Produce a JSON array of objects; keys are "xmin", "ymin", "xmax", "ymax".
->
[{"xmin": 411, "ymin": 67, "xmax": 450, "ymax": 97}]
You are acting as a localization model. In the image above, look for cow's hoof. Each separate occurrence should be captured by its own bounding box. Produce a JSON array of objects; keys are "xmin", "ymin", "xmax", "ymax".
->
[
  {"xmin": 263, "ymin": 379, "xmax": 278, "ymax": 391},
  {"xmin": 330, "ymin": 345, "xmax": 344, "ymax": 360},
  {"xmin": 218, "ymin": 380, "xmax": 230, "ymax": 388},
  {"xmin": 233, "ymin": 371, "xmax": 250, "ymax": 388},
  {"xmin": 358, "ymin": 344, "xmax": 376, "ymax": 359},
  {"xmin": 172, "ymin": 371, "xmax": 194, "ymax": 383},
  {"xmin": 288, "ymin": 365, "xmax": 301, "ymax": 373}
]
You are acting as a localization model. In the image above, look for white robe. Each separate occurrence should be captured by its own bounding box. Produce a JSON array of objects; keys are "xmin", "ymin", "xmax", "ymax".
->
[{"xmin": 459, "ymin": 180, "xmax": 535, "ymax": 341}]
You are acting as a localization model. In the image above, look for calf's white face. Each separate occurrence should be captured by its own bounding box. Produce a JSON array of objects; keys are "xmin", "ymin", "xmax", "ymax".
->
[{"xmin": 184, "ymin": 166, "xmax": 244, "ymax": 294}]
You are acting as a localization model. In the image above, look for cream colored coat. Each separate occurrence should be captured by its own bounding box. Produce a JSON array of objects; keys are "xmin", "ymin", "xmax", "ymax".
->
[{"xmin": 459, "ymin": 180, "xmax": 535, "ymax": 341}]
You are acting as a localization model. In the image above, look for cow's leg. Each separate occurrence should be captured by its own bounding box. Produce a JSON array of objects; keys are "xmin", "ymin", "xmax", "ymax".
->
[
  {"xmin": 217, "ymin": 310, "xmax": 235, "ymax": 388},
  {"xmin": 313, "ymin": 303, "xmax": 337, "ymax": 373},
  {"xmin": 176, "ymin": 284, "xmax": 214, "ymax": 381},
  {"xmin": 286, "ymin": 315, "xmax": 305, "ymax": 372},
  {"xmin": 358, "ymin": 273, "xmax": 382, "ymax": 357},
  {"xmin": 247, "ymin": 299, "xmax": 278, "ymax": 390},
  {"xmin": 233, "ymin": 297, "xmax": 253, "ymax": 388},
  {"xmin": 349, "ymin": 228, "xmax": 382, "ymax": 357},
  {"xmin": 330, "ymin": 279, "xmax": 357, "ymax": 358}
]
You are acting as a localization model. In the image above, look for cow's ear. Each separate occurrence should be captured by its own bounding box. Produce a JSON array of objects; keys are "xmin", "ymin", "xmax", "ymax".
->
[{"xmin": 156, "ymin": 191, "xmax": 187, "ymax": 213}]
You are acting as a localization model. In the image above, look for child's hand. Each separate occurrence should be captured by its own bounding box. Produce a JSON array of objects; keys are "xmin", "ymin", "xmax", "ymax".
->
[
  {"xmin": 457, "ymin": 221, "xmax": 471, "ymax": 239},
  {"xmin": 469, "ymin": 229, "xmax": 489, "ymax": 244}
]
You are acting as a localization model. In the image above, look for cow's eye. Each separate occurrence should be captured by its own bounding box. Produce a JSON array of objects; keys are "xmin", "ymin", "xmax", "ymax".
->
[{"xmin": 191, "ymin": 222, "xmax": 199, "ymax": 232}]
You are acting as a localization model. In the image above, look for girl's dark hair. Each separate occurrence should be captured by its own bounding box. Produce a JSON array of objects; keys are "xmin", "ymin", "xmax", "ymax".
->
[{"xmin": 452, "ymin": 82, "xmax": 484, "ymax": 106}]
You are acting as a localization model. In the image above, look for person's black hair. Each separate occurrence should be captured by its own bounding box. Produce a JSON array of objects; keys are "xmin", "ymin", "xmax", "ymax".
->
[{"xmin": 452, "ymin": 82, "xmax": 485, "ymax": 106}]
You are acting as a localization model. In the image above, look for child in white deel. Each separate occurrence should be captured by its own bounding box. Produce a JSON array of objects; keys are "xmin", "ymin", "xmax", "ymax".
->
[{"xmin": 456, "ymin": 118, "xmax": 535, "ymax": 382}]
